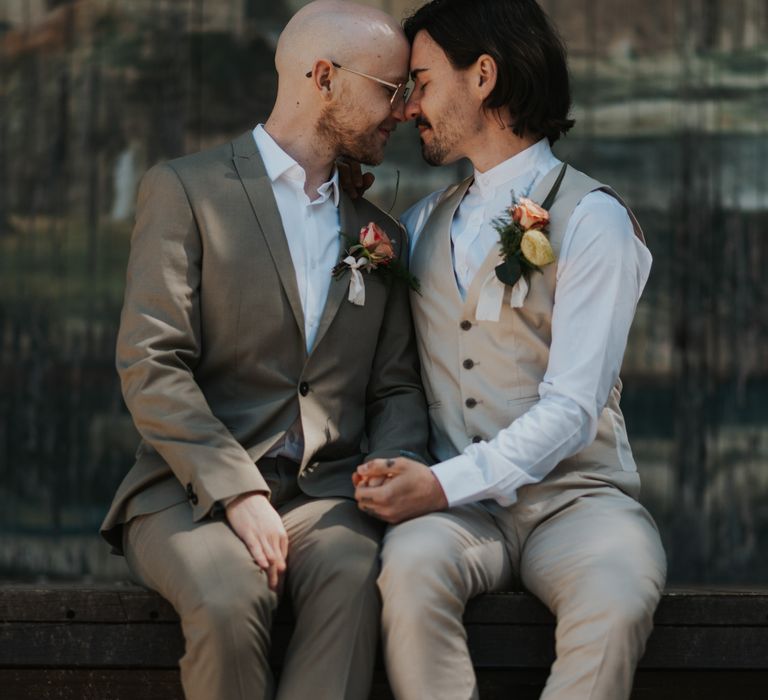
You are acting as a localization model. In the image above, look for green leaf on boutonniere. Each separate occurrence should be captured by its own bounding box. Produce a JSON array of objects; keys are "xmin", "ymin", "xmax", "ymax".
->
[{"xmin": 495, "ymin": 255, "xmax": 522, "ymax": 286}]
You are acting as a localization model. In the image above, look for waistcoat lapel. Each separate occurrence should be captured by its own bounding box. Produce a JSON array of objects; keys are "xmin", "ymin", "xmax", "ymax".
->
[{"xmin": 411, "ymin": 177, "xmax": 473, "ymax": 300}]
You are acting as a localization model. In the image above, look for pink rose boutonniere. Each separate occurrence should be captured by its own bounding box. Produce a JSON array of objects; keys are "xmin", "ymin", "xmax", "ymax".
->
[{"xmin": 332, "ymin": 222, "xmax": 420, "ymax": 306}]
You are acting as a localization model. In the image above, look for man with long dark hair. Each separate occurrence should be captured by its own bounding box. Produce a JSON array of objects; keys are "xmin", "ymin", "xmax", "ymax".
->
[{"xmin": 354, "ymin": 1, "xmax": 667, "ymax": 698}]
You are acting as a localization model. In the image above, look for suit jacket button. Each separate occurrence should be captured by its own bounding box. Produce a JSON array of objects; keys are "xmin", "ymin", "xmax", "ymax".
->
[
  {"xmin": 465, "ymin": 398, "xmax": 477, "ymax": 408},
  {"xmin": 472, "ymin": 435, "xmax": 482, "ymax": 443},
  {"xmin": 299, "ymin": 381, "xmax": 310, "ymax": 396},
  {"xmin": 463, "ymin": 359, "xmax": 474, "ymax": 369},
  {"xmin": 460, "ymin": 320, "xmax": 472, "ymax": 331}
]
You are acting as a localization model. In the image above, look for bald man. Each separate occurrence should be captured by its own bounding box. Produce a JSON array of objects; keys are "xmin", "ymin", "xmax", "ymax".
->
[{"xmin": 100, "ymin": 2, "xmax": 428, "ymax": 698}]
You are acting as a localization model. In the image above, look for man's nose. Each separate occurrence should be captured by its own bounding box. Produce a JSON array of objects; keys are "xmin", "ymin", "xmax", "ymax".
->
[
  {"xmin": 390, "ymin": 95, "xmax": 406, "ymax": 122},
  {"xmin": 404, "ymin": 93, "xmax": 420, "ymax": 121}
]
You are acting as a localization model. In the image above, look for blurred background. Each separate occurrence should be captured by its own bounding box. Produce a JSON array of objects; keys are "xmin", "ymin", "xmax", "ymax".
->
[{"xmin": 0, "ymin": 0, "xmax": 766, "ymax": 584}]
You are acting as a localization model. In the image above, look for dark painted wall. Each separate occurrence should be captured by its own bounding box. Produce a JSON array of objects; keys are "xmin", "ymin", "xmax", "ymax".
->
[{"xmin": 0, "ymin": 0, "xmax": 766, "ymax": 583}]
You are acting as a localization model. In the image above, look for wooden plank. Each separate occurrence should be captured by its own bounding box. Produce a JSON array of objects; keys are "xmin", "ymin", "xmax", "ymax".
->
[
  {"xmin": 465, "ymin": 589, "xmax": 768, "ymax": 626},
  {"xmin": 0, "ymin": 623, "xmax": 185, "ymax": 668},
  {"xmin": 1, "ymin": 669, "xmax": 767, "ymax": 700},
  {"xmin": 3, "ymin": 585, "xmax": 768, "ymax": 626},
  {"xmin": 630, "ymin": 670, "xmax": 768, "ymax": 700},
  {"xmin": 0, "ymin": 621, "xmax": 295, "ymax": 669},
  {"xmin": 0, "ymin": 669, "xmax": 185, "ymax": 700},
  {"xmin": 0, "ymin": 586, "xmax": 178, "ymax": 623},
  {"xmin": 3, "ymin": 620, "xmax": 768, "ymax": 670},
  {"xmin": 468, "ymin": 624, "xmax": 768, "ymax": 670},
  {"xmin": 0, "ymin": 669, "xmax": 395, "ymax": 700}
]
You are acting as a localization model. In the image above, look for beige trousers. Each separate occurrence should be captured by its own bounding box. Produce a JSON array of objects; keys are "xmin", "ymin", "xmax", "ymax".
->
[
  {"xmin": 378, "ymin": 472, "xmax": 667, "ymax": 700},
  {"xmin": 124, "ymin": 484, "xmax": 383, "ymax": 700}
]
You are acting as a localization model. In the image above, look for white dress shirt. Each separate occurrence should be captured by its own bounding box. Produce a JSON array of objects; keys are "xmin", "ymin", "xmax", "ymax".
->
[
  {"xmin": 401, "ymin": 139, "xmax": 652, "ymax": 507},
  {"xmin": 253, "ymin": 125, "xmax": 341, "ymax": 461}
]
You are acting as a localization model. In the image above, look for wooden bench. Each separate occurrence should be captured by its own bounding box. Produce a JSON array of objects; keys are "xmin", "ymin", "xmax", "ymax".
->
[{"xmin": 1, "ymin": 584, "xmax": 767, "ymax": 699}]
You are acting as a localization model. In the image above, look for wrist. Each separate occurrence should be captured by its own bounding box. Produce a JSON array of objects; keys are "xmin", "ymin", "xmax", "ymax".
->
[
  {"xmin": 225, "ymin": 491, "xmax": 268, "ymax": 513},
  {"xmin": 428, "ymin": 468, "xmax": 449, "ymax": 509}
]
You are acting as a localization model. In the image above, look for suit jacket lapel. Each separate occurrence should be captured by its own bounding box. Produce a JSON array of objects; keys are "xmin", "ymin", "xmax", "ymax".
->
[
  {"xmin": 310, "ymin": 190, "xmax": 355, "ymax": 354},
  {"xmin": 231, "ymin": 131, "xmax": 306, "ymax": 345}
]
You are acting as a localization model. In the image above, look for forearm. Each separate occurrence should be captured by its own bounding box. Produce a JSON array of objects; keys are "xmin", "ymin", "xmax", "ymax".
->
[
  {"xmin": 119, "ymin": 164, "xmax": 269, "ymax": 516},
  {"xmin": 432, "ymin": 392, "xmax": 593, "ymax": 506}
]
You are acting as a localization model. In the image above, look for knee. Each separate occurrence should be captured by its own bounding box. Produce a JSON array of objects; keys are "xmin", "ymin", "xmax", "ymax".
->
[
  {"xmin": 562, "ymin": 577, "xmax": 661, "ymax": 643},
  {"xmin": 377, "ymin": 525, "xmax": 463, "ymax": 607},
  {"xmin": 303, "ymin": 528, "xmax": 382, "ymax": 590},
  {"xmin": 608, "ymin": 583, "xmax": 661, "ymax": 637},
  {"xmin": 185, "ymin": 574, "xmax": 276, "ymax": 648}
]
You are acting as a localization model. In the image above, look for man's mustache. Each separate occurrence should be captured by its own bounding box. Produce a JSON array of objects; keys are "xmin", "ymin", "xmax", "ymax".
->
[{"xmin": 415, "ymin": 117, "xmax": 432, "ymax": 130}]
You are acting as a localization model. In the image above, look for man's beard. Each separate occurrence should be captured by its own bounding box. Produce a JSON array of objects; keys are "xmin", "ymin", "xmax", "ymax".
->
[
  {"xmin": 416, "ymin": 104, "xmax": 469, "ymax": 166},
  {"xmin": 317, "ymin": 103, "xmax": 384, "ymax": 166},
  {"xmin": 418, "ymin": 119, "xmax": 449, "ymax": 166}
]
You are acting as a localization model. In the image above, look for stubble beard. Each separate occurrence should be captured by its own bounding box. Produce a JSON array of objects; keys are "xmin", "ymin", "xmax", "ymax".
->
[
  {"xmin": 420, "ymin": 103, "xmax": 475, "ymax": 166},
  {"xmin": 317, "ymin": 103, "xmax": 384, "ymax": 167}
]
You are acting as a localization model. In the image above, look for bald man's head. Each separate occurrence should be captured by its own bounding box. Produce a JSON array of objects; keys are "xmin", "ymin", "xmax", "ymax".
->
[
  {"xmin": 275, "ymin": 1, "xmax": 406, "ymax": 80},
  {"xmin": 267, "ymin": 0, "xmax": 410, "ymax": 166}
]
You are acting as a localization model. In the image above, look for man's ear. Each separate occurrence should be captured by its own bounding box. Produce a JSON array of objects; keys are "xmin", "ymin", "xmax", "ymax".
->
[
  {"xmin": 474, "ymin": 54, "xmax": 498, "ymax": 99},
  {"xmin": 307, "ymin": 59, "xmax": 334, "ymax": 100}
]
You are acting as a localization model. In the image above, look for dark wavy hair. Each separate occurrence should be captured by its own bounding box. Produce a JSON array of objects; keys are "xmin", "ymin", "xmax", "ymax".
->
[{"xmin": 403, "ymin": 0, "xmax": 575, "ymax": 144}]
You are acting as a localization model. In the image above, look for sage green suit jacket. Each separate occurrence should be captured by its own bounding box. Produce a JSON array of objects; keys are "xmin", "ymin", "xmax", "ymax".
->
[{"xmin": 101, "ymin": 131, "xmax": 428, "ymax": 551}]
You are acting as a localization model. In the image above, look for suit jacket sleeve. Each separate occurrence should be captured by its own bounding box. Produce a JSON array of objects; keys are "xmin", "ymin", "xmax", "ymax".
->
[
  {"xmin": 364, "ymin": 220, "xmax": 431, "ymax": 464},
  {"xmin": 116, "ymin": 163, "xmax": 270, "ymax": 519}
]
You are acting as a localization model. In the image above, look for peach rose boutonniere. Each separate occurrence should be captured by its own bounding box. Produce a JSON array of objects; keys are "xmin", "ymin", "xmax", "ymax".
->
[
  {"xmin": 476, "ymin": 164, "xmax": 567, "ymax": 323},
  {"xmin": 494, "ymin": 195, "xmax": 555, "ymax": 287},
  {"xmin": 332, "ymin": 222, "xmax": 420, "ymax": 306}
]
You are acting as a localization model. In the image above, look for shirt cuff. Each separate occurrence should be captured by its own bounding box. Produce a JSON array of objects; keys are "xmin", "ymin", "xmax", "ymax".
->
[{"xmin": 431, "ymin": 454, "xmax": 519, "ymax": 508}]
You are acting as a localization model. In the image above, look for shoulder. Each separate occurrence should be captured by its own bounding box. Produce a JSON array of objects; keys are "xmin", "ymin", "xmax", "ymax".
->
[
  {"xmin": 561, "ymin": 189, "xmax": 649, "ymax": 269},
  {"xmin": 166, "ymin": 141, "xmax": 235, "ymax": 183},
  {"xmin": 398, "ymin": 184, "xmax": 460, "ymax": 253},
  {"xmin": 555, "ymin": 165, "xmax": 638, "ymax": 247},
  {"xmin": 140, "ymin": 141, "xmax": 235, "ymax": 192},
  {"xmin": 572, "ymin": 189, "xmax": 634, "ymax": 232},
  {"xmin": 399, "ymin": 189, "xmax": 445, "ymax": 235}
]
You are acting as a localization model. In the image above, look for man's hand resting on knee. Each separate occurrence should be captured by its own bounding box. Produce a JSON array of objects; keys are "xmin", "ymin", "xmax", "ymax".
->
[{"xmin": 226, "ymin": 493, "xmax": 288, "ymax": 591}]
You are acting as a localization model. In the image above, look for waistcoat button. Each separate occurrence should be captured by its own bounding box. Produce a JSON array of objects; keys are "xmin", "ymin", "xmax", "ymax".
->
[
  {"xmin": 299, "ymin": 382, "xmax": 310, "ymax": 396},
  {"xmin": 460, "ymin": 320, "xmax": 472, "ymax": 331}
]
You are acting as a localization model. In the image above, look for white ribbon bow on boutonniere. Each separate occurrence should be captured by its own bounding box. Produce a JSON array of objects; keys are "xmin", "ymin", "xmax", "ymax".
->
[
  {"xmin": 332, "ymin": 221, "xmax": 420, "ymax": 306},
  {"xmin": 341, "ymin": 254, "xmax": 369, "ymax": 306},
  {"xmin": 476, "ymin": 164, "xmax": 567, "ymax": 322}
]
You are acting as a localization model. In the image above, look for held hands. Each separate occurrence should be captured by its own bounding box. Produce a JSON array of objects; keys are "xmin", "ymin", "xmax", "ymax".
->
[
  {"xmin": 226, "ymin": 493, "xmax": 287, "ymax": 592},
  {"xmin": 353, "ymin": 457, "xmax": 448, "ymax": 524}
]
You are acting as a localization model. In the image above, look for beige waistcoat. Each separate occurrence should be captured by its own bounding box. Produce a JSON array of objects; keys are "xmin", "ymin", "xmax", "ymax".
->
[{"xmin": 409, "ymin": 164, "xmax": 646, "ymax": 496}]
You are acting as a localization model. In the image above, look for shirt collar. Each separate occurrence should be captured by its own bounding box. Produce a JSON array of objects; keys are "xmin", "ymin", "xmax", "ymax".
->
[
  {"xmin": 252, "ymin": 124, "xmax": 340, "ymax": 207},
  {"xmin": 473, "ymin": 138, "xmax": 553, "ymax": 199}
]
